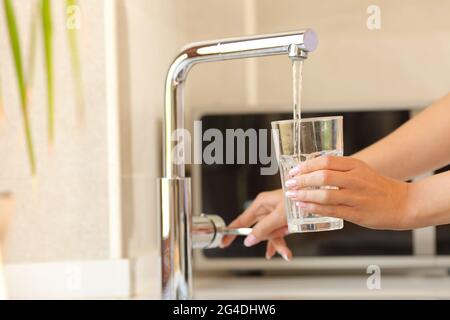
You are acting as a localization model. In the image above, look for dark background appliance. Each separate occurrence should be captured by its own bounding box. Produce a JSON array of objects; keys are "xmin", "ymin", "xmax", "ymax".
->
[{"xmin": 199, "ymin": 110, "xmax": 413, "ymax": 258}]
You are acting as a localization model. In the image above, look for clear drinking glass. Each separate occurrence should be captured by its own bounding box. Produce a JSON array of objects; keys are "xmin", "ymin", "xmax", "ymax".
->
[{"xmin": 271, "ymin": 116, "xmax": 344, "ymax": 233}]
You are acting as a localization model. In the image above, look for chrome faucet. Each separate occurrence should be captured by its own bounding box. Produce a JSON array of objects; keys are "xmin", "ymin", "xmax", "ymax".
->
[{"xmin": 159, "ymin": 29, "xmax": 318, "ymax": 299}]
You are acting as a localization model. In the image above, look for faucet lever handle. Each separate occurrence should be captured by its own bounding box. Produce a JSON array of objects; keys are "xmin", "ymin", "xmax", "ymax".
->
[
  {"xmin": 192, "ymin": 214, "xmax": 252, "ymax": 249},
  {"xmin": 220, "ymin": 227, "xmax": 252, "ymax": 236}
]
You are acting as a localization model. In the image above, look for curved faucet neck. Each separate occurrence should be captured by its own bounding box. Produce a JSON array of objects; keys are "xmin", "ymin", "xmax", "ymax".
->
[{"xmin": 163, "ymin": 29, "xmax": 318, "ymax": 178}]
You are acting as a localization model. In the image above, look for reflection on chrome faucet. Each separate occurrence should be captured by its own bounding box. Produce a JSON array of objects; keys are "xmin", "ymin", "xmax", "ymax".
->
[{"xmin": 158, "ymin": 29, "xmax": 318, "ymax": 299}]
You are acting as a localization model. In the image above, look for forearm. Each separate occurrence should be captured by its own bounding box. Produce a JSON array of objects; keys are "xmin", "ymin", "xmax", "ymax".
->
[
  {"xmin": 353, "ymin": 93, "xmax": 450, "ymax": 180},
  {"xmin": 406, "ymin": 171, "xmax": 450, "ymax": 228}
]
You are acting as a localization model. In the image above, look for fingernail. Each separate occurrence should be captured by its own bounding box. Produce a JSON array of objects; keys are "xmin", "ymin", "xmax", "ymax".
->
[
  {"xmin": 296, "ymin": 201, "xmax": 307, "ymax": 208},
  {"xmin": 265, "ymin": 252, "xmax": 273, "ymax": 260},
  {"xmin": 281, "ymin": 253, "xmax": 292, "ymax": 262},
  {"xmin": 289, "ymin": 165, "xmax": 300, "ymax": 176},
  {"xmin": 285, "ymin": 179, "xmax": 297, "ymax": 188},
  {"xmin": 286, "ymin": 190, "xmax": 297, "ymax": 198},
  {"xmin": 244, "ymin": 234, "xmax": 259, "ymax": 247}
]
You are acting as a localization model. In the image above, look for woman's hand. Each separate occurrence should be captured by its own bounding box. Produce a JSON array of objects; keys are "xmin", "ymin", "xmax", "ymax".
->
[
  {"xmin": 220, "ymin": 189, "xmax": 293, "ymax": 261},
  {"xmin": 220, "ymin": 156, "xmax": 414, "ymax": 261},
  {"xmin": 286, "ymin": 156, "xmax": 413, "ymax": 230}
]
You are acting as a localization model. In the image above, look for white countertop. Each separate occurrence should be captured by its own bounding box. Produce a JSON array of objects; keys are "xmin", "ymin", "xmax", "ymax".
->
[
  {"xmin": 5, "ymin": 257, "xmax": 450, "ymax": 299},
  {"xmin": 193, "ymin": 274, "xmax": 450, "ymax": 299}
]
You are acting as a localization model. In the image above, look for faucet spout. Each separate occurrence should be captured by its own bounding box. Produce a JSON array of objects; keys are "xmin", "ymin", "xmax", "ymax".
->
[
  {"xmin": 164, "ymin": 29, "xmax": 317, "ymax": 178},
  {"xmin": 160, "ymin": 29, "xmax": 318, "ymax": 299}
]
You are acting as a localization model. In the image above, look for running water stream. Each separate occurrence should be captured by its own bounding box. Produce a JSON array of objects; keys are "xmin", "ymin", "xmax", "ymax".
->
[{"xmin": 292, "ymin": 58, "xmax": 304, "ymax": 156}]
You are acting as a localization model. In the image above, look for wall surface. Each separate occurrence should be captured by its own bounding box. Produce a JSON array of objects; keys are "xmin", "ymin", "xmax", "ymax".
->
[
  {"xmin": 117, "ymin": 0, "xmax": 189, "ymax": 258},
  {"xmin": 255, "ymin": 0, "xmax": 450, "ymax": 111},
  {"xmin": 184, "ymin": 0, "xmax": 450, "ymax": 113},
  {"xmin": 185, "ymin": 0, "xmax": 252, "ymax": 113}
]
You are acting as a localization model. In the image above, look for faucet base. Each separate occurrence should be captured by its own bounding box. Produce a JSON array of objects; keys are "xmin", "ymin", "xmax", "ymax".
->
[{"xmin": 158, "ymin": 177, "xmax": 192, "ymax": 299}]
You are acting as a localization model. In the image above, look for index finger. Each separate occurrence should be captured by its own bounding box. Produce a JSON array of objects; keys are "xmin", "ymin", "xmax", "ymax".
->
[
  {"xmin": 244, "ymin": 206, "xmax": 287, "ymax": 246},
  {"xmin": 289, "ymin": 156, "xmax": 359, "ymax": 176},
  {"xmin": 220, "ymin": 196, "xmax": 269, "ymax": 248}
]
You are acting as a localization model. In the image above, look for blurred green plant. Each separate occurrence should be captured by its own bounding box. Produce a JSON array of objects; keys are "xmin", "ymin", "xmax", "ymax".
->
[
  {"xmin": 3, "ymin": 0, "xmax": 36, "ymax": 175},
  {"xmin": 2, "ymin": 0, "xmax": 83, "ymax": 175},
  {"xmin": 42, "ymin": 0, "xmax": 54, "ymax": 144},
  {"xmin": 27, "ymin": 1, "xmax": 39, "ymax": 104},
  {"xmin": 66, "ymin": 0, "xmax": 84, "ymax": 126}
]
